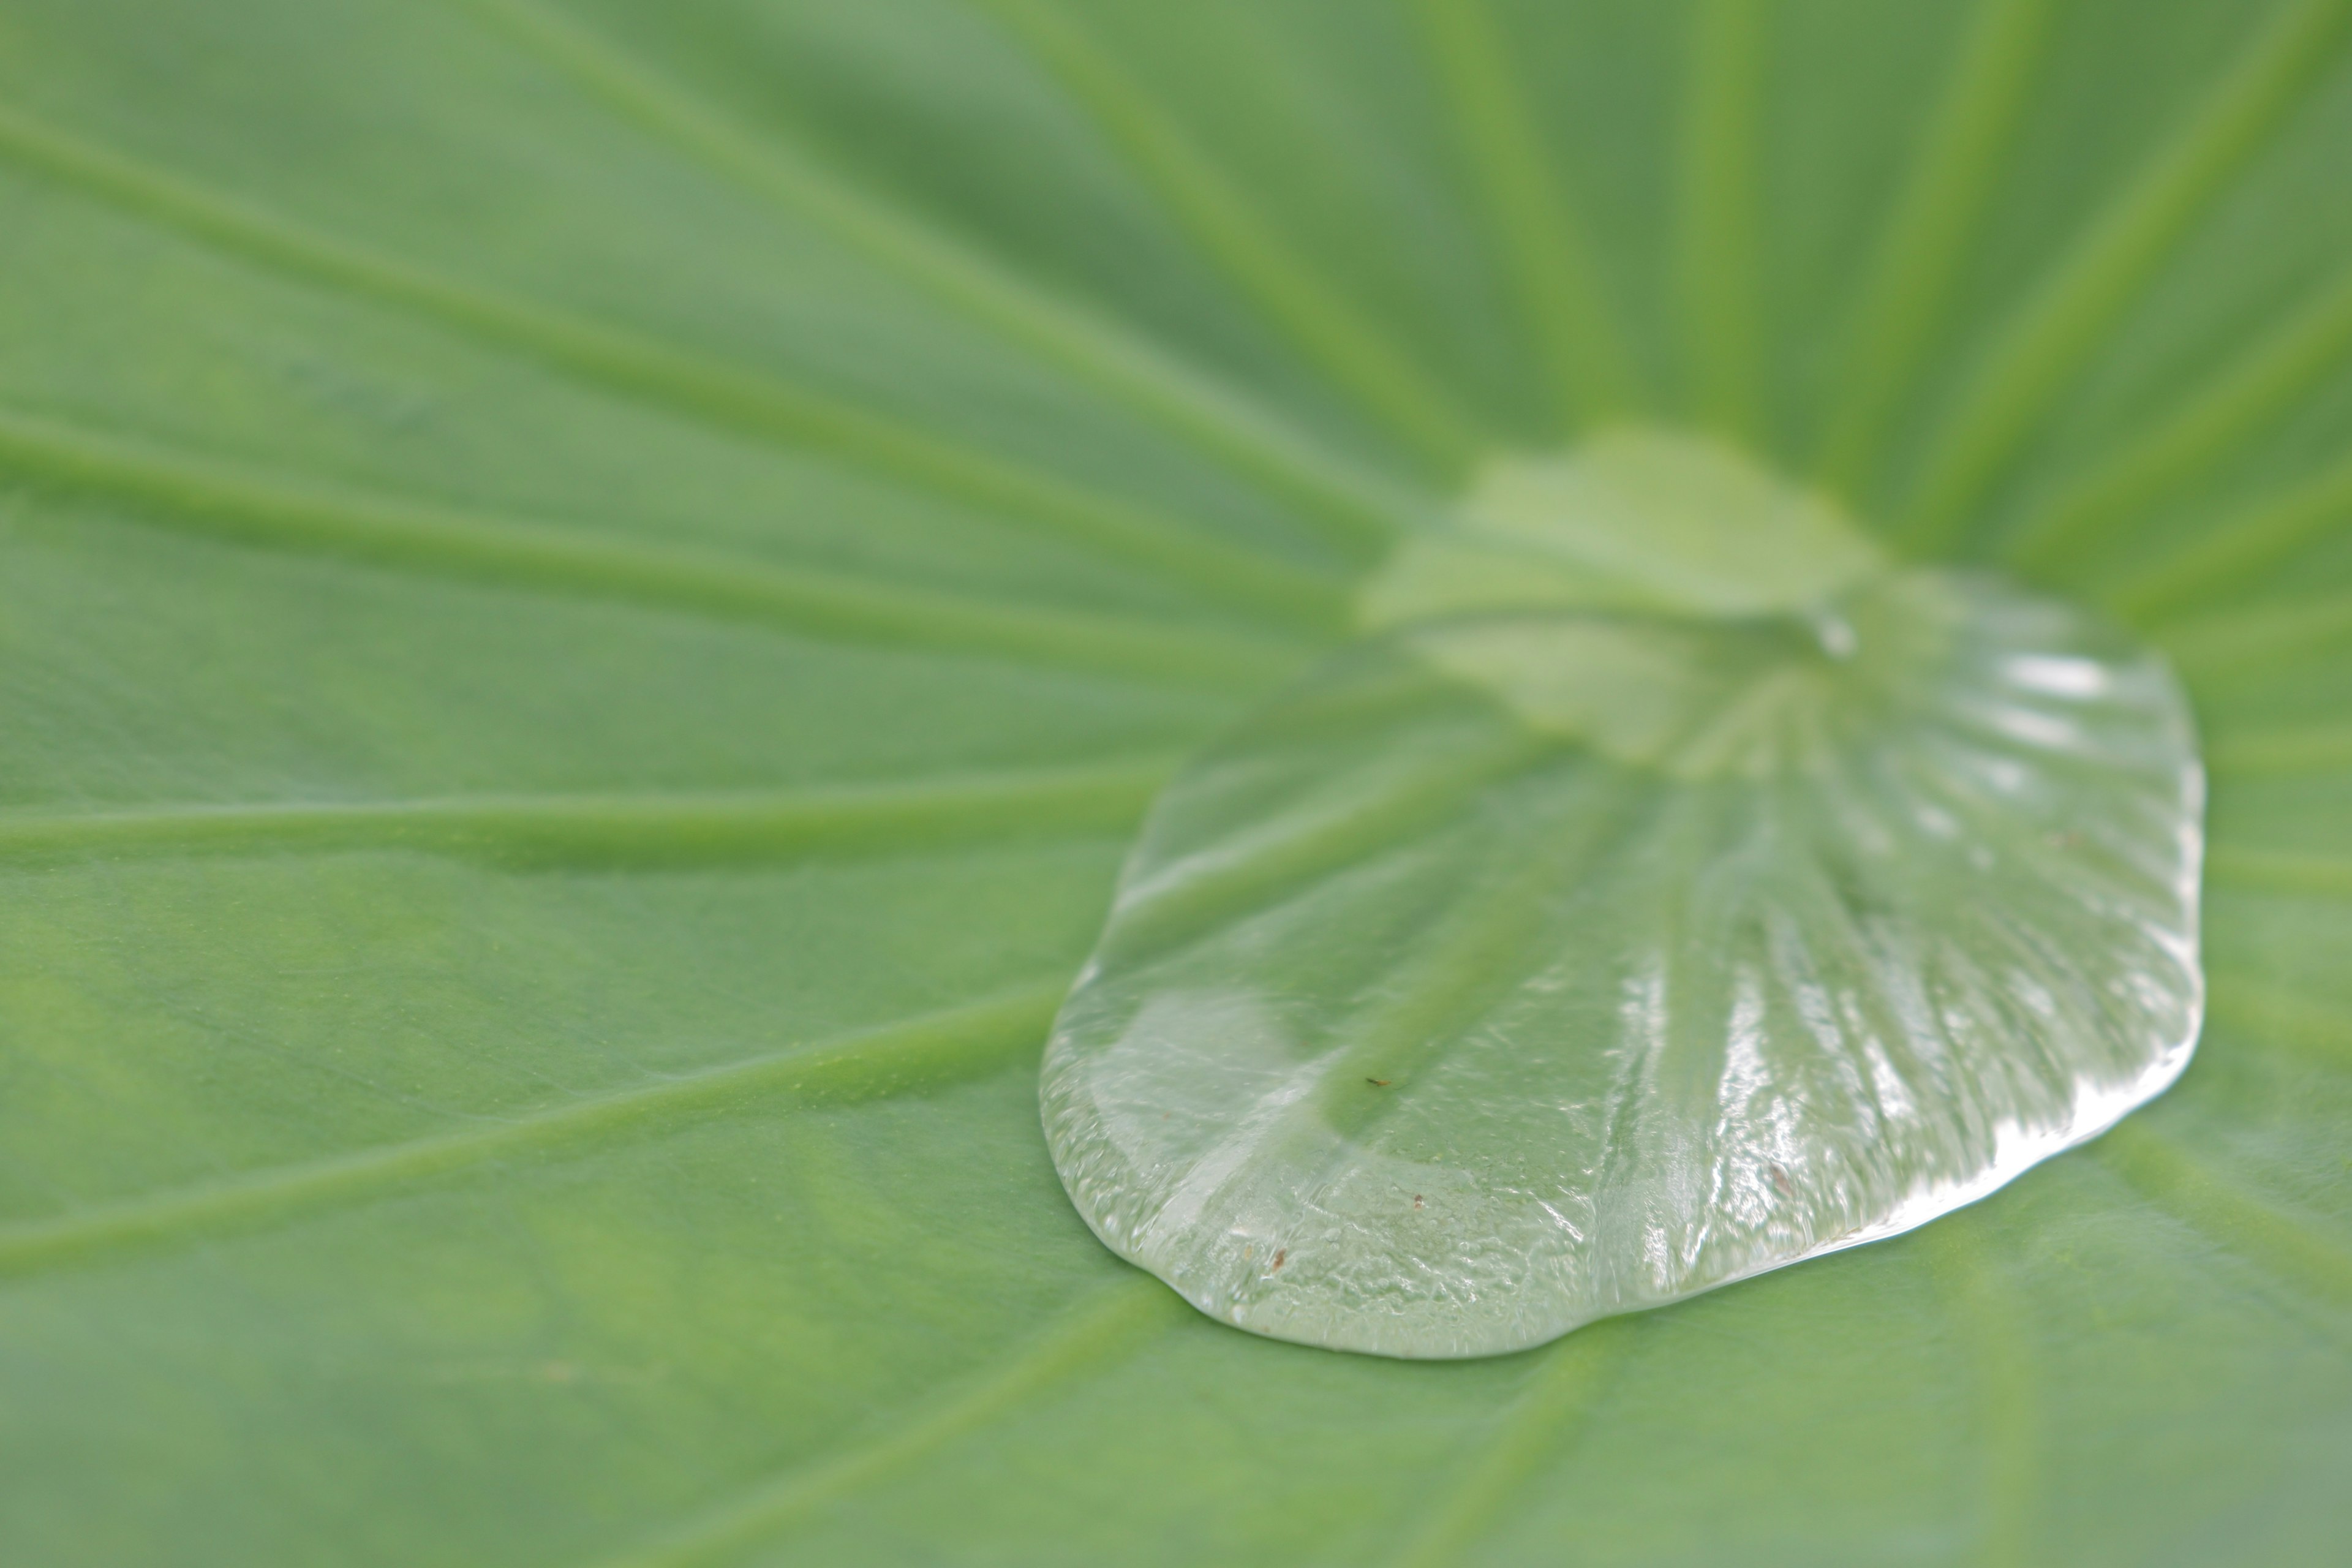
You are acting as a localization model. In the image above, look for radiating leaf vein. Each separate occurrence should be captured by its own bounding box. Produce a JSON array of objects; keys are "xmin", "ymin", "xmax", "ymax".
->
[
  {"xmin": 1409, "ymin": 0, "xmax": 1643, "ymax": 429},
  {"xmin": 2206, "ymin": 850, "xmax": 2352, "ymax": 899},
  {"xmin": 2095, "ymin": 1120, "xmax": 2352, "ymax": 1314},
  {"xmin": 1929, "ymin": 1216, "xmax": 2038, "ymax": 1567},
  {"xmin": 0, "ymin": 984, "xmax": 1071, "ymax": 1280},
  {"xmin": 2203, "ymin": 718, "xmax": 2352, "ymax": 775},
  {"xmin": 2010, "ymin": 264, "xmax": 2352, "ymax": 576},
  {"xmin": 1900, "ymin": 0, "xmax": 2352, "ymax": 552},
  {"xmin": 1812, "ymin": 0, "xmax": 2052, "ymax": 495},
  {"xmin": 971, "ymin": 0, "xmax": 1484, "ymax": 473},
  {"xmin": 0, "ymin": 99, "xmax": 1338, "ymax": 621},
  {"xmin": 0, "ymin": 756, "xmax": 1174, "ymax": 868},
  {"xmin": 2119, "ymin": 459, "xmax": 2352, "ymax": 624},
  {"xmin": 2205, "ymin": 980, "xmax": 2352, "ymax": 1065},
  {"xmin": 1383, "ymin": 1319, "xmax": 1630, "ymax": 1568},
  {"xmin": 0, "ymin": 405, "xmax": 1302, "ymax": 688},
  {"xmin": 450, "ymin": 0, "xmax": 1424, "ymax": 560},
  {"xmin": 588, "ymin": 1278, "xmax": 1177, "ymax": 1568},
  {"xmin": 1675, "ymin": 0, "xmax": 1767, "ymax": 440}
]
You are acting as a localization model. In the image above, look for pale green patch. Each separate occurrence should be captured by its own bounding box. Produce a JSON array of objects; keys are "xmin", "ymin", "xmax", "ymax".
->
[{"xmin": 1358, "ymin": 429, "xmax": 1885, "ymax": 628}]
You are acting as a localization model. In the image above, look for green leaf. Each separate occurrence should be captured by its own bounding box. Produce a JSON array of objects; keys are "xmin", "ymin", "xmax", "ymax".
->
[{"xmin": 1, "ymin": 0, "xmax": 2347, "ymax": 1562}]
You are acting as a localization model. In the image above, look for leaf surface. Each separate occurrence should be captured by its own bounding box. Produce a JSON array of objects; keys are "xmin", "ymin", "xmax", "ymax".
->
[{"xmin": 0, "ymin": 0, "xmax": 2348, "ymax": 1562}]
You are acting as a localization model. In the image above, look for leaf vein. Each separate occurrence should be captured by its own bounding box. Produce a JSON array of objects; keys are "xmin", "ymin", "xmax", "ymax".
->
[
  {"xmin": 1812, "ymin": 0, "xmax": 2052, "ymax": 495},
  {"xmin": 0, "ymin": 984, "xmax": 1072, "ymax": 1281},
  {"xmin": 2117, "ymin": 458, "xmax": 2352, "ymax": 624},
  {"xmin": 1899, "ymin": 0, "xmax": 2352, "ymax": 552},
  {"xmin": 0, "ymin": 405, "xmax": 1300, "ymax": 690},
  {"xmin": 0, "ymin": 99, "xmax": 1338, "ymax": 620},
  {"xmin": 0, "ymin": 756, "xmax": 1174, "ymax": 868},
  {"xmin": 1929, "ymin": 1216, "xmax": 2038, "ymax": 1567},
  {"xmin": 970, "ymin": 0, "xmax": 1483, "ymax": 472},
  {"xmin": 2010, "ymin": 265, "xmax": 2352, "ymax": 575},
  {"xmin": 2095, "ymin": 1119, "xmax": 2352, "ymax": 1313},
  {"xmin": 1384, "ymin": 1319, "xmax": 1629, "ymax": 1568},
  {"xmin": 1676, "ymin": 0, "xmax": 1768, "ymax": 440},
  {"xmin": 1409, "ymin": 0, "xmax": 1643, "ymax": 429},
  {"xmin": 451, "ymin": 0, "xmax": 1421, "ymax": 563},
  {"xmin": 590, "ymin": 1278, "xmax": 1178, "ymax": 1568}
]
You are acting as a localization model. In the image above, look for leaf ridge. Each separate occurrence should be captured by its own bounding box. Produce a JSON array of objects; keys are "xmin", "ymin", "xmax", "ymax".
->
[
  {"xmin": 1382, "ymin": 1319, "xmax": 1630, "ymax": 1568},
  {"xmin": 2008, "ymin": 266, "xmax": 2352, "ymax": 575},
  {"xmin": 2209, "ymin": 720, "xmax": 2352, "ymax": 775},
  {"xmin": 450, "ymin": 0, "xmax": 1423, "ymax": 561},
  {"xmin": 2115, "ymin": 455, "xmax": 2352, "ymax": 624},
  {"xmin": 1929, "ymin": 1217, "xmax": 2039, "ymax": 1567},
  {"xmin": 2206, "ymin": 981, "xmax": 2352, "ymax": 1064},
  {"xmin": 1898, "ymin": 0, "xmax": 2352, "ymax": 552},
  {"xmin": 0, "ymin": 757, "xmax": 1174, "ymax": 868},
  {"xmin": 2205, "ymin": 849, "xmax": 2352, "ymax": 899},
  {"xmin": 0, "ymin": 405, "xmax": 1301, "ymax": 689},
  {"xmin": 2095, "ymin": 1120, "xmax": 2352, "ymax": 1313},
  {"xmin": 971, "ymin": 0, "xmax": 1484, "ymax": 473},
  {"xmin": 0, "ymin": 984, "xmax": 1070, "ymax": 1281},
  {"xmin": 1675, "ymin": 0, "xmax": 1768, "ymax": 441},
  {"xmin": 0, "ymin": 100, "xmax": 1335, "ymax": 619},
  {"xmin": 2164, "ymin": 591, "xmax": 2352, "ymax": 680},
  {"xmin": 1408, "ymin": 0, "xmax": 1645, "ymax": 429},
  {"xmin": 590, "ymin": 1278, "xmax": 1178, "ymax": 1568},
  {"xmin": 1811, "ymin": 0, "xmax": 2053, "ymax": 496}
]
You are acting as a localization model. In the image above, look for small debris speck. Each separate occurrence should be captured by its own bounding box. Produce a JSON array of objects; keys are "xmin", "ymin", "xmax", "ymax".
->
[{"xmin": 1270, "ymin": 1248, "xmax": 1287, "ymax": 1272}]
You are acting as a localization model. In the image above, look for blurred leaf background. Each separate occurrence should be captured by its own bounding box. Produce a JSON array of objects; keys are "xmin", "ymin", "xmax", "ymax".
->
[{"xmin": 0, "ymin": 0, "xmax": 2346, "ymax": 1563}]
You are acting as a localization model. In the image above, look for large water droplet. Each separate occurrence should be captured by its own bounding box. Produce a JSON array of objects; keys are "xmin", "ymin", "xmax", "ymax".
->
[{"xmin": 1042, "ymin": 432, "xmax": 2203, "ymax": 1357}]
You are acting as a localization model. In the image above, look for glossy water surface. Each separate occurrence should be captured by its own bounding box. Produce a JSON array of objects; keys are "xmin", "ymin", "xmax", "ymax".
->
[{"xmin": 1044, "ymin": 435, "xmax": 2204, "ymax": 1357}]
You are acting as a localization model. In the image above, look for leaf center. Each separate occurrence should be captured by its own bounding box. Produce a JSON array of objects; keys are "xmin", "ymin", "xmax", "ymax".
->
[{"xmin": 1359, "ymin": 426, "xmax": 1885, "ymax": 629}]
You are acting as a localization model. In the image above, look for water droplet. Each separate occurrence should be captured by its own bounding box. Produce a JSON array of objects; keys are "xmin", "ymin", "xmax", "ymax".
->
[{"xmin": 1042, "ymin": 432, "xmax": 2202, "ymax": 1358}]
